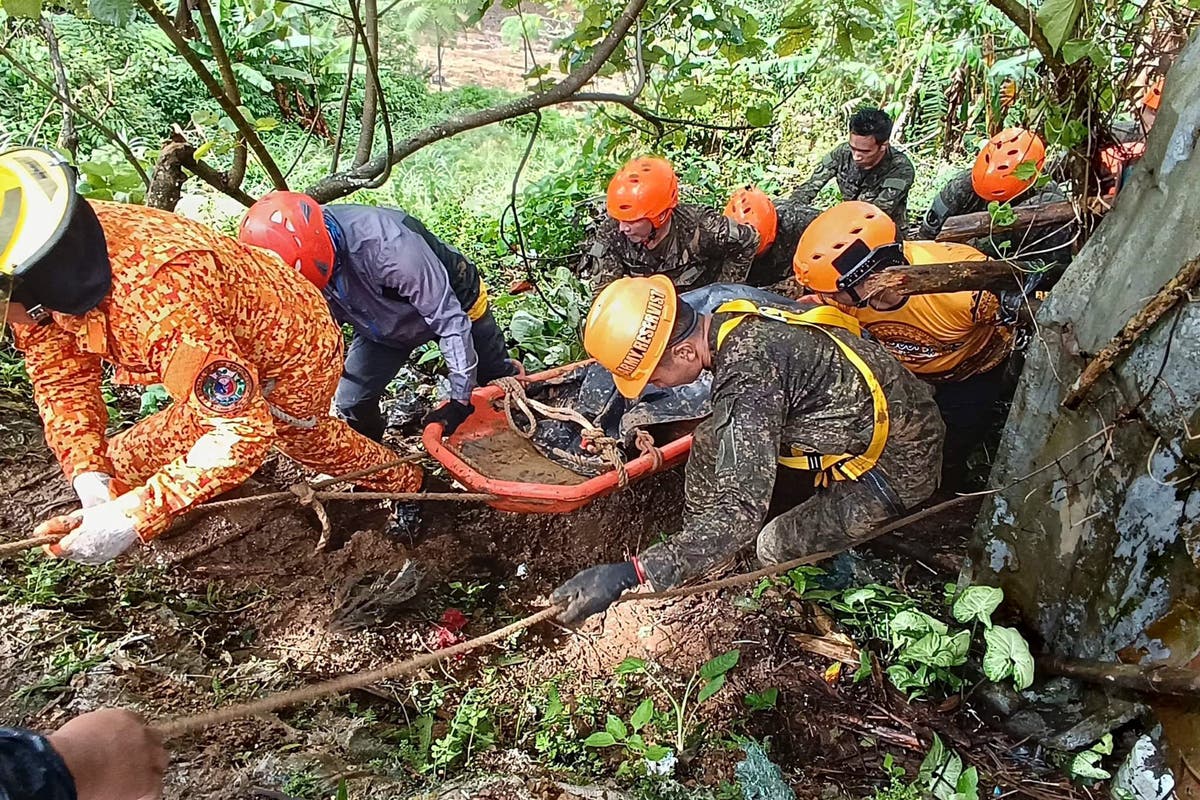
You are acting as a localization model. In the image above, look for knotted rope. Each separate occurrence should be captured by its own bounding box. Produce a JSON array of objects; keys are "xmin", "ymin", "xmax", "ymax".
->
[{"xmin": 490, "ymin": 376, "xmax": 664, "ymax": 487}]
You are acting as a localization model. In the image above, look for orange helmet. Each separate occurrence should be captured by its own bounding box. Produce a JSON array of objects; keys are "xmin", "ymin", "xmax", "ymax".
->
[
  {"xmin": 606, "ymin": 157, "xmax": 680, "ymax": 228},
  {"xmin": 1141, "ymin": 77, "xmax": 1164, "ymax": 111},
  {"xmin": 240, "ymin": 191, "xmax": 336, "ymax": 290},
  {"xmin": 971, "ymin": 128, "xmax": 1046, "ymax": 202},
  {"xmin": 584, "ymin": 275, "xmax": 677, "ymax": 398},
  {"xmin": 792, "ymin": 201, "xmax": 897, "ymax": 292},
  {"xmin": 724, "ymin": 186, "xmax": 777, "ymax": 255}
]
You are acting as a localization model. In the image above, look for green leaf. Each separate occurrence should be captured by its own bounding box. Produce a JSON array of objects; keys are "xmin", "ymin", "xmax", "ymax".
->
[
  {"xmin": 335, "ymin": 778, "xmax": 349, "ymax": 800},
  {"xmin": 890, "ymin": 609, "xmax": 948, "ymax": 647},
  {"xmin": 951, "ymin": 586, "xmax": 1003, "ymax": 628},
  {"xmin": 1070, "ymin": 750, "xmax": 1111, "ymax": 780},
  {"xmin": 233, "ymin": 63, "xmax": 273, "ymax": 92},
  {"xmin": 254, "ymin": 117, "xmax": 280, "ymax": 132},
  {"xmin": 630, "ymin": 698, "xmax": 654, "ymax": 731},
  {"xmin": 584, "ymin": 731, "xmax": 617, "ymax": 747},
  {"xmin": 697, "ymin": 674, "xmax": 726, "ymax": 703},
  {"xmin": 615, "ymin": 656, "xmax": 647, "ymax": 676},
  {"xmin": 1012, "ymin": 160, "xmax": 1041, "ymax": 182},
  {"xmin": 843, "ymin": 588, "xmax": 877, "ymax": 606},
  {"xmin": 509, "ymin": 309, "xmax": 544, "ymax": 345},
  {"xmin": 902, "ymin": 631, "xmax": 969, "ymax": 668},
  {"xmin": 746, "ymin": 104, "xmax": 774, "ymax": 127},
  {"xmin": 89, "ymin": 0, "xmax": 134, "ymax": 25},
  {"xmin": 920, "ymin": 735, "xmax": 964, "ymax": 800},
  {"xmin": 853, "ymin": 650, "xmax": 873, "ymax": 683},
  {"xmin": 605, "ymin": 714, "xmax": 627, "ymax": 741},
  {"xmin": 955, "ymin": 766, "xmax": 979, "ymax": 800},
  {"xmin": 700, "ymin": 649, "xmax": 740, "ymax": 679},
  {"xmin": 1037, "ymin": 0, "xmax": 1082, "ymax": 53},
  {"xmin": 1094, "ymin": 733, "xmax": 1113, "ymax": 755},
  {"xmin": 983, "ymin": 626, "xmax": 1035, "ymax": 690},
  {"xmin": 644, "ymin": 745, "xmax": 671, "ymax": 761},
  {"xmin": 675, "ymin": 86, "xmax": 710, "ymax": 107},
  {"xmin": 744, "ymin": 687, "xmax": 779, "ymax": 710},
  {"xmin": 2, "ymin": 0, "xmax": 41, "ymax": 18}
]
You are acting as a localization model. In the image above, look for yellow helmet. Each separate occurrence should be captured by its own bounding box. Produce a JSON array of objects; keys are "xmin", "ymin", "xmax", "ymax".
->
[
  {"xmin": 0, "ymin": 148, "xmax": 77, "ymax": 325},
  {"xmin": 584, "ymin": 275, "xmax": 677, "ymax": 398}
]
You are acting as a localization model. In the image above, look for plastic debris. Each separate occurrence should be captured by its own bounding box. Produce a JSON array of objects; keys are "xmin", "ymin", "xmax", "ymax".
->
[{"xmin": 736, "ymin": 741, "xmax": 795, "ymax": 800}]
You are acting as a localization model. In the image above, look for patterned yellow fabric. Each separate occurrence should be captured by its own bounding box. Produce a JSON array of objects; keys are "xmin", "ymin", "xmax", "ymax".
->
[{"xmin": 11, "ymin": 201, "xmax": 421, "ymax": 541}]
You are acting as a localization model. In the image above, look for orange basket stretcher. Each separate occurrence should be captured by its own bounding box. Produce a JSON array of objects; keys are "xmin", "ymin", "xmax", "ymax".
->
[{"xmin": 422, "ymin": 362, "xmax": 693, "ymax": 514}]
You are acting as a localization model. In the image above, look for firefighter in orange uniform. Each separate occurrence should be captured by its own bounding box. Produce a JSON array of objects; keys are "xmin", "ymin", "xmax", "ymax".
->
[
  {"xmin": 1, "ymin": 148, "xmax": 421, "ymax": 565},
  {"xmin": 794, "ymin": 201, "xmax": 1017, "ymax": 479}
]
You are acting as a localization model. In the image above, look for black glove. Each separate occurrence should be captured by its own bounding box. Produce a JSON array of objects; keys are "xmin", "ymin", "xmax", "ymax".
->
[
  {"xmin": 423, "ymin": 400, "xmax": 474, "ymax": 437},
  {"xmin": 550, "ymin": 562, "xmax": 639, "ymax": 624}
]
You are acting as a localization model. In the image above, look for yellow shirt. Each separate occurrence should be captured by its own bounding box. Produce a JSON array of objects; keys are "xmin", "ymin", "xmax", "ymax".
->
[{"xmin": 833, "ymin": 241, "xmax": 1012, "ymax": 382}]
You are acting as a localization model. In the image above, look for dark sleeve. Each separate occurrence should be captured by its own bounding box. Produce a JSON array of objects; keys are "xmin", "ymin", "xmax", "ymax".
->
[
  {"xmin": 918, "ymin": 172, "xmax": 972, "ymax": 240},
  {"xmin": 0, "ymin": 728, "xmax": 76, "ymax": 800},
  {"xmin": 789, "ymin": 147, "xmax": 840, "ymax": 206},
  {"xmin": 704, "ymin": 212, "xmax": 760, "ymax": 284},
  {"xmin": 580, "ymin": 219, "xmax": 626, "ymax": 291},
  {"xmin": 865, "ymin": 154, "xmax": 915, "ymax": 225},
  {"xmin": 638, "ymin": 349, "xmax": 786, "ymax": 588}
]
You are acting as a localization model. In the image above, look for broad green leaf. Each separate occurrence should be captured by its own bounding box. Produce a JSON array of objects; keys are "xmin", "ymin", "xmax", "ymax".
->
[
  {"xmin": 1094, "ymin": 733, "xmax": 1113, "ymax": 755},
  {"xmin": 1012, "ymin": 160, "xmax": 1041, "ymax": 182},
  {"xmin": 853, "ymin": 650, "xmax": 872, "ymax": 683},
  {"xmin": 675, "ymin": 87, "xmax": 710, "ymax": 107},
  {"xmin": 2, "ymin": 0, "xmax": 41, "ymax": 18},
  {"xmin": 1061, "ymin": 39, "xmax": 1104, "ymax": 66},
  {"xmin": 744, "ymin": 687, "xmax": 779, "ymax": 710},
  {"xmin": 644, "ymin": 745, "xmax": 671, "ymax": 761},
  {"xmin": 89, "ymin": 0, "xmax": 134, "ymax": 25},
  {"xmin": 605, "ymin": 714, "xmax": 627, "ymax": 740},
  {"xmin": 902, "ymin": 631, "xmax": 969, "ymax": 668},
  {"xmin": 630, "ymin": 698, "xmax": 654, "ymax": 731},
  {"xmin": 955, "ymin": 765, "xmax": 980, "ymax": 800},
  {"xmin": 951, "ymin": 586, "xmax": 1003, "ymax": 627},
  {"xmin": 254, "ymin": 117, "xmax": 280, "ymax": 132},
  {"xmin": 920, "ymin": 735, "xmax": 963, "ymax": 800},
  {"xmin": 983, "ymin": 626, "xmax": 1035, "ymax": 690},
  {"xmin": 1037, "ymin": 0, "xmax": 1082, "ymax": 53},
  {"xmin": 1070, "ymin": 750, "xmax": 1111, "ymax": 780},
  {"xmin": 890, "ymin": 609, "xmax": 948, "ymax": 647},
  {"xmin": 700, "ymin": 649, "xmax": 740, "ymax": 679},
  {"xmin": 194, "ymin": 141, "xmax": 215, "ymax": 160},
  {"xmin": 697, "ymin": 674, "xmax": 726, "ymax": 703},
  {"xmin": 842, "ymin": 588, "xmax": 877, "ymax": 606},
  {"xmin": 233, "ymin": 63, "xmax": 273, "ymax": 92},
  {"xmin": 746, "ymin": 104, "xmax": 773, "ymax": 127},
  {"xmin": 584, "ymin": 731, "xmax": 617, "ymax": 747},
  {"xmin": 509, "ymin": 310, "xmax": 544, "ymax": 345},
  {"xmin": 615, "ymin": 656, "xmax": 646, "ymax": 675}
]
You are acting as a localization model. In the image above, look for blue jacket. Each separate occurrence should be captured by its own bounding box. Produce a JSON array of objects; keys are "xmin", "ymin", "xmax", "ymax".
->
[
  {"xmin": 0, "ymin": 728, "xmax": 75, "ymax": 800},
  {"xmin": 323, "ymin": 205, "xmax": 482, "ymax": 402}
]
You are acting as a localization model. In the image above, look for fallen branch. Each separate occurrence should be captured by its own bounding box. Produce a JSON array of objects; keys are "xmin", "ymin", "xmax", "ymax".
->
[
  {"xmin": 935, "ymin": 201, "xmax": 1079, "ymax": 243},
  {"xmin": 0, "ymin": 535, "xmax": 57, "ymax": 558},
  {"xmin": 1062, "ymin": 253, "xmax": 1200, "ymax": 410},
  {"xmin": 791, "ymin": 632, "xmax": 861, "ymax": 666},
  {"xmin": 863, "ymin": 259, "xmax": 1033, "ymax": 296},
  {"xmin": 1040, "ymin": 655, "xmax": 1200, "ymax": 698}
]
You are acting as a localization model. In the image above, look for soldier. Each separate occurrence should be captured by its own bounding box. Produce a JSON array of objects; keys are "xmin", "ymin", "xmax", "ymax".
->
[
  {"xmin": 917, "ymin": 128, "xmax": 1073, "ymax": 264},
  {"xmin": 2, "ymin": 148, "xmax": 421, "ymax": 564},
  {"xmin": 788, "ymin": 107, "xmax": 915, "ymax": 228},
  {"xmin": 580, "ymin": 157, "xmax": 760, "ymax": 293},
  {"xmin": 550, "ymin": 276, "xmax": 945, "ymax": 623},
  {"xmin": 240, "ymin": 192, "xmax": 518, "ymax": 442},
  {"xmin": 794, "ymin": 201, "xmax": 1018, "ymax": 480},
  {"xmin": 723, "ymin": 186, "xmax": 821, "ymax": 287}
]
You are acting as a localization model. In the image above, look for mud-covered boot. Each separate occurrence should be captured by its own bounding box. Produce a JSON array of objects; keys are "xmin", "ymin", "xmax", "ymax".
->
[{"xmin": 386, "ymin": 500, "xmax": 423, "ymax": 541}]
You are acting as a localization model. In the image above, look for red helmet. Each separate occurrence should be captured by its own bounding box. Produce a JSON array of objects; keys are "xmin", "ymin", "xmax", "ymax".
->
[{"xmin": 239, "ymin": 191, "xmax": 336, "ymax": 289}]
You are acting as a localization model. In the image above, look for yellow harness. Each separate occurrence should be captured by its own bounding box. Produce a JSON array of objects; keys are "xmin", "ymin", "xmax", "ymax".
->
[{"xmin": 714, "ymin": 300, "xmax": 890, "ymax": 484}]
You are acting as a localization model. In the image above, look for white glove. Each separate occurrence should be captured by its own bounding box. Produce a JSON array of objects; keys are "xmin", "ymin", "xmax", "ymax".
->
[
  {"xmin": 72, "ymin": 471, "xmax": 119, "ymax": 509},
  {"xmin": 51, "ymin": 496, "xmax": 142, "ymax": 565}
]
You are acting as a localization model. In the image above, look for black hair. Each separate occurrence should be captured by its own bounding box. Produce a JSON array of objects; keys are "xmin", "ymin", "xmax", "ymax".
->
[{"xmin": 849, "ymin": 107, "xmax": 893, "ymax": 144}]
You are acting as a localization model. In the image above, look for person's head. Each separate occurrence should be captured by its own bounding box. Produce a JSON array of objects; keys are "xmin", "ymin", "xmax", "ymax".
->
[
  {"xmin": 606, "ymin": 157, "xmax": 680, "ymax": 247},
  {"xmin": 1, "ymin": 147, "xmax": 112, "ymax": 328},
  {"xmin": 848, "ymin": 108, "xmax": 894, "ymax": 170},
  {"xmin": 792, "ymin": 201, "xmax": 903, "ymax": 306},
  {"xmin": 723, "ymin": 186, "xmax": 777, "ymax": 255},
  {"xmin": 1139, "ymin": 77, "xmax": 1164, "ymax": 132},
  {"xmin": 583, "ymin": 275, "xmax": 707, "ymax": 397},
  {"xmin": 970, "ymin": 127, "xmax": 1046, "ymax": 203},
  {"xmin": 239, "ymin": 191, "xmax": 336, "ymax": 289}
]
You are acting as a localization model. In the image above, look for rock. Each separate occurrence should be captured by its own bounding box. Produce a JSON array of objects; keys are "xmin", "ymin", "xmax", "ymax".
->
[{"xmin": 1112, "ymin": 735, "xmax": 1175, "ymax": 800}]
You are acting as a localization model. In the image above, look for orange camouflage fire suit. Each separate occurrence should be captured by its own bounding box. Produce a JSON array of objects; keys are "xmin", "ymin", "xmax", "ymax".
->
[{"xmin": 10, "ymin": 201, "xmax": 422, "ymax": 542}]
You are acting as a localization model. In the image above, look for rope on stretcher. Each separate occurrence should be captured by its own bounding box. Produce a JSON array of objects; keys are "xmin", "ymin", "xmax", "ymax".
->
[{"xmin": 490, "ymin": 376, "xmax": 663, "ymax": 487}]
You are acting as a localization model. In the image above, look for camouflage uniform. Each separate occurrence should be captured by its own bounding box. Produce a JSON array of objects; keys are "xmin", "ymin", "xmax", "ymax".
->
[
  {"xmin": 637, "ymin": 301, "xmax": 945, "ymax": 589},
  {"xmin": 581, "ymin": 204, "xmax": 760, "ymax": 293},
  {"xmin": 789, "ymin": 143, "xmax": 916, "ymax": 227},
  {"xmin": 744, "ymin": 201, "xmax": 821, "ymax": 287},
  {"xmin": 917, "ymin": 170, "xmax": 1073, "ymax": 263}
]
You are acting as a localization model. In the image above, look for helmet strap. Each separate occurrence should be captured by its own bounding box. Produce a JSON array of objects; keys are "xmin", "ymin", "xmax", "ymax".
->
[{"xmin": 834, "ymin": 241, "xmax": 907, "ymax": 302}]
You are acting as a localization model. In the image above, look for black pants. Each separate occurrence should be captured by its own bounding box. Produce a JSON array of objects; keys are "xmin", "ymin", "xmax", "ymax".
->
[
  {"xmin": 334, "ymin": 308, "xmax": 512, "ymax": 441},
  {"xmin": 933, "ymin": 364, "xmax": 1007, "ymax": 488}
]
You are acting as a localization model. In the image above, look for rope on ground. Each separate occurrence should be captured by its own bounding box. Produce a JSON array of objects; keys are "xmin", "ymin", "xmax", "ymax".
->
[
  {"xmin": 490, "ymin": 375, "xmax": 666, "ymax": 487},
  {"xmin": 149, "ymin": 493, "xmax": 977, "ymax": 740}
]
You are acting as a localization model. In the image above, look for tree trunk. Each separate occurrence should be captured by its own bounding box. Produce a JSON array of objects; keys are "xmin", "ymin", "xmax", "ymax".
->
[
  {"xmin": 353, "ymin": 0, "xmax": 379, "ymax": 166},
  {"xmin": 935, "ymin": 201, "xmax": 1079, "ymax": 242},
  {"xmin": 40, "ymin": 17, "xmax": 77, "ymax": 159},
  {"xmin": 864, "ymin": 259, "xmax": 1032, "ymax": 295},
  {"xmin": 145, "ymin": 141, "xmax": 191, "ymax": 211}
]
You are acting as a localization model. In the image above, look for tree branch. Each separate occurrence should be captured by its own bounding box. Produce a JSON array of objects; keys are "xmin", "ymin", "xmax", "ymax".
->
[
  {"xmin": 346, "ymin": 0, "xmax": 392, "ymax": 187},
  {"xmin": 135, "ymin": 0, "xmax": 288, "ymax": 189},
  {"xmin": 194, "ymin": 0, "xmax": 248, "ymax": 188},
  {"xmin": 352, "ymin": 0, "xmax": 379, "ymax": 167},
  {"xmin": 987, "ymin": 0, "xmax": 1063, "ymax": 73},
  {"xmin": 307, "ymin": 0, "xmax": 650, "ymax": 202},
  {"xmin": 330, "ymin": 11, "xmax": 359, "ymax": 173},
  {"xmin": 570, "ymin": 92, "xmax": 768, "ymax": 132},
  {"xmin": 0, "ymin": 41, "xmax": 149, "ymax": 187},
  {"xmin": 41, "ymin": 16, "xmax": 77, "ymax": 158}
]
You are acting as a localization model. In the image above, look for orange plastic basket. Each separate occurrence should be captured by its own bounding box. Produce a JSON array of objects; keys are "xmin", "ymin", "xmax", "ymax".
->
[{"xmin": 423, "ymin": 362, "xmax": 693, "ymax": 513}]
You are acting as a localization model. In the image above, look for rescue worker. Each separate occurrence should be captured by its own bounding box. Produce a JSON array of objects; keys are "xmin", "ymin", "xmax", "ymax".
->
[
  {"xmin": 794, "ymin": 201, "xmax": 1016, "ymax": 478},
  {"xmin": 723, "ymin": 186, "xmax": 821, "ymax": 287},
  {"xmin": 917, "ymin": 128, "xmax": 1072, "ymax": 264},
  {"xmin": 2, "ymin": 148, "xmax": 421, "ymax": 564},
  {"xmin": 788, "ymin": 107, "xmax": 915, "ymax": 228},
  {"xmin": 1098, "ymin": 77, "xmax": 1163, "ymax": 197},
  {"xmin": 550, "ymin": 276, "xmax": 945, "ymax": 623},
  {"xmin": 581, "ymin": 157, "xmax": 761, "ymax": 293},
  {"xmin": 239, "ymin": 192, "xmax": 518, "ymax": 442},
  {"xmin": 1, "ymin": 709, "xmax": 166, "ymax": 800}
]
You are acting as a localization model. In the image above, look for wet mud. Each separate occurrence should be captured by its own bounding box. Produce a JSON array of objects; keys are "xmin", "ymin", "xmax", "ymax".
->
[{"xmin": 452, "ymin": 428, "xmax": 587, "ymax": 486}]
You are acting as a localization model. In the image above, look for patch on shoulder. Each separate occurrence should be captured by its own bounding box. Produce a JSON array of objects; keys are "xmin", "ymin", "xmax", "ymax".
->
[{"xmin": 194, "ymin": 360, "xmax": 254, "ymax": 414}]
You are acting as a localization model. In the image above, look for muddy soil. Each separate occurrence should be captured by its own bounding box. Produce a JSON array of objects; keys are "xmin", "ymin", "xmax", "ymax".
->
[{"xmin": 454, "ymin": 428, "xmax": 588, "ymax": 486}]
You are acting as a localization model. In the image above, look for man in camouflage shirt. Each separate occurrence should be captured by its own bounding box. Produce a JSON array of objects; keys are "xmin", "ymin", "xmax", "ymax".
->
[
  {"xmin": 789, "ymin": 108, "xmax": 915, "ymax": 228},
  {"xmin": 581, "ymin": 157, "xmax": 760, "ymax": 293},
  {"xmin": 550, "ymin": 276, "xmax": 945, "ymax": 623},
  {"xmin": 743, "ymin": 199, "xmax": 822, "ymax": 287}
]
